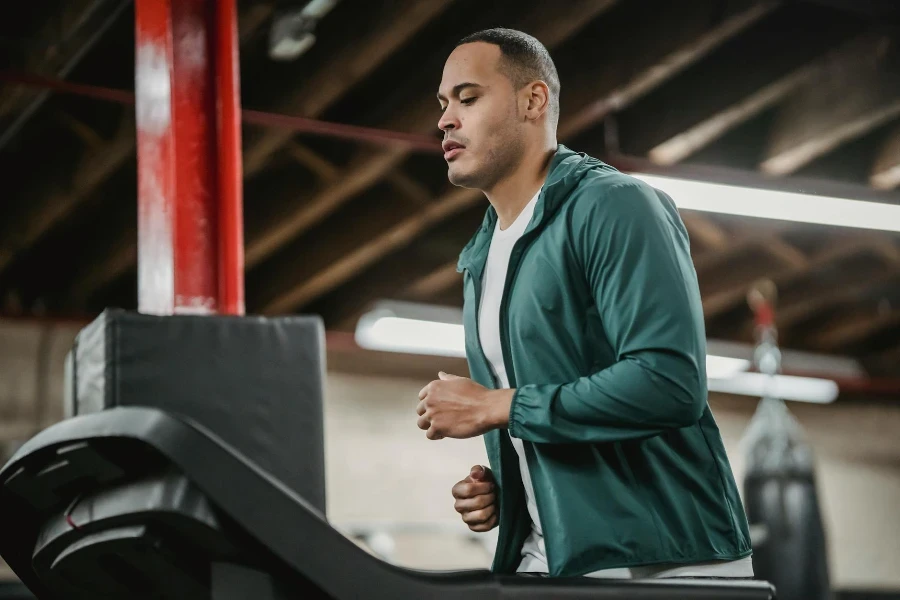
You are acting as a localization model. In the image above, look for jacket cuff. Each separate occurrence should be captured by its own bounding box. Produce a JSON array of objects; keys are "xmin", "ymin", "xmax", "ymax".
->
[{"xmin": 507, "ymin": 386, "xmax": 534, "ymax": 439}]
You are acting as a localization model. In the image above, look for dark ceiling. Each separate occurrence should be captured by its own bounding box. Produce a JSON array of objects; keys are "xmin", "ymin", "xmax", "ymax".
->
[{"xmin": 0, "ymin": 0, "xmax": 899, "ymax": 376}]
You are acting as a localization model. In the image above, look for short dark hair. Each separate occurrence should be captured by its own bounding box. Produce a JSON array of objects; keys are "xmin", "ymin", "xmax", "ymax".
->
[{"xmin": 456, "ymin": 28, "xmax": 560, "ymax": 128}]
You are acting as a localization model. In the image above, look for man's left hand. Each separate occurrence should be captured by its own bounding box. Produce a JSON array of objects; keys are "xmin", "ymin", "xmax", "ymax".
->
[{"xmin": 416, "ymin": 372, "xmax": 513, "ymax": 440}]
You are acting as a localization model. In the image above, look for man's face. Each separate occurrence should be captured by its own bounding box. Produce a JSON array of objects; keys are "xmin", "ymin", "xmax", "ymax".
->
[{"xmin": 437, "ymin": 43, "xmax": 524, "ymax": 189}]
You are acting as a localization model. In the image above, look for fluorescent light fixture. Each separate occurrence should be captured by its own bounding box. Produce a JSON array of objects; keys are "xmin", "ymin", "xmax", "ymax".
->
[
  {"xmin": 708, "ymin": 372, "xmax": 838, "ymax": 404},
  {"xmin": 359, "ymin": 315, "xmax": 746, "ymax": 376},
  {"xmin": 268, "ymin": 0, "xmax": 339, "ymax": 62},
  {"xmin": 631, "ymin": 173, "xmax": 900, "ymax": 233},
  {"xmin": 354, "ymin": 301, "xmax": 467, "ymax": 358},
  {"xmin": 706, "ymin": 339, "xmax": 866, "ymax": 379},
  {"xmin": 355, "ymin": 301, "xmax": 840, "ymax": 403},
  {"xmin": 269, "ymin": 32, "xmax": 316, "ymax": 61},
  {"xmin": 356, "ymin": 316, "xmax": 466, "ymax": 358},
  {"xmin": 705, "ymin": 355, "xmax": 751, "ymax": 379}
]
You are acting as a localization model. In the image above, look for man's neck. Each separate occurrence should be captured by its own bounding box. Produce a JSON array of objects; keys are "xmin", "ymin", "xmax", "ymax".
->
[{"xmin": 486, "ymin": 144, "xmax": 556, "ymax": 230}]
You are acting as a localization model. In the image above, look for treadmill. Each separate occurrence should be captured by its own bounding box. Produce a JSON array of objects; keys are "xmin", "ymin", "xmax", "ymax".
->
[{"xmin": 0, "ymin": 310, "xmax": 776, "ymax": 599}]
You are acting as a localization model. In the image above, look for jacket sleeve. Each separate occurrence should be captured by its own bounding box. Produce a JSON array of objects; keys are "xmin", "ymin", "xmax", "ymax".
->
[{"xmin": 507, "ymin": 180, "xmax": 709, "ymax": 444}]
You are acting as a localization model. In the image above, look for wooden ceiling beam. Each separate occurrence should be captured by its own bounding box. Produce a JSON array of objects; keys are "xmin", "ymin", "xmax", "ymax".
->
[
  {"xmin": 53, "ymin": 111, "xmax": 106, "ymax": 148},
  {"xmin": 760, "ymin": 33, "xmax": 900, "ymax": 176},
  {"xmin": 261, "ymin": 204, "xmax": 484, "ymax": 326},
  {"xmin": 241, "ymin": 0, "xmax": 459, "ymax": 179},
  {"xmin": 727, "ymin": 241, "xmax": 899, "ymax": 340},
  {"xmin": 318, "ymin": 251, "xmax": 465, "ymax": 331},
  {"xmin": 0, "ymin": 118, "xmax": 135, "ymax": 276},
  {"xmin": 558, "ymin": 0, "xmax": 778, "ymax": 140},
  {"xmin": 702, "ymin": 236, "xmax": 898, "ymax": 319},
  {"xmin": 0, "ymin": 0, "xmax": 119, "ymax": 119},
  {"xmin": 237, "ymin": 4, "xmax": 275, "ymax": 44},
  {"xmin": 260, "ymin": 186, "xmax": 479, "ymax": 314},
  {"xmin": 692, "ymin": 222, "xmax": 792, "ymax": 273},
  {"xmin": 866, "ymin": 342, "xmax": 900, "ymax": 377},
  {"xmin": 322, "ymin": 230, "xmax": 480, "ymax": 331},
  {"xmin": 326, "ymin": 257, "xmax": 469, "ymax": 331},
  {"xmin": 285, "ymin": 140, "xmax": 431, "ymax": 208},
  {"xmin": 870, "ymin": 122, "xmax": 900, "ymax": 190},
  {"xmin": 245, "ymin": 0, "xmax": 618, "ymax": 270},
  {"xmin": 765, "ymin": 237, "xmax": 809, "ymax": 269},
  {"xmin": 67, "ymin": 231, "xmax": 137, "ymax": 308},
  {"xmin": 385, "ymin": 171, "xmax": 433, "ymax": 208},
  {"xmin": 650, "ymin": 68, "xmax": 818, "ymax": 166},
  {"xmin": 681, "ymin": 214, "xmax": 729, "ymax": 252},
  {"xmin": 285, "ymin": 141, "xmax": 340, "ymax": 180},
  {"xmin": 246, "ymin": 137, "xmax": 419, "ymax": 268},
  {"xmin": 260, "ymin": 0, "xmax": 774, "ymax": 314},
  {"xmin": 645, "ymin": 30, "xmax": 867, "ymax": 165},
  {"xmin": 776, "ymin": 270, "xmax": 900, "ymax": 330},
  {"xmin": 808, "ymin": 307, "xmax": 900, "ymax": 352}
]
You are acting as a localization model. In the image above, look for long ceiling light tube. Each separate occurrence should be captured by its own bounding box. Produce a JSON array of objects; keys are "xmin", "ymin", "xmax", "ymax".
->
[{"xmin": 355, "ymin": 302, "xmax": 842, "ymax": 403}]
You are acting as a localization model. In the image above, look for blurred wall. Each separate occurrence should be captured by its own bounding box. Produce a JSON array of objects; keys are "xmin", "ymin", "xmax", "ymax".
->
[{"xmin": 0, "ymin": 320, "xmax": 78, "ymax": 449}]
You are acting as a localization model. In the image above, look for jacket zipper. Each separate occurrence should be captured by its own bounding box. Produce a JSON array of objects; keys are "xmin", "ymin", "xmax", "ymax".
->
[
  {"xmin": 498, "ymin": 227, "xmax": 555, "ymax": 575},
  {"xmin": 467, "ymin": 266, "xmax": 519, "ymax": 572}
]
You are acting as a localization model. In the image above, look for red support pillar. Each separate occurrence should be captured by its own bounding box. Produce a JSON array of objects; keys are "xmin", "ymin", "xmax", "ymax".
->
[
  {"xmin": 214, "ymin": 0, "xmax": 244, "ymax": 316},
  {"xmin": 134, "ymin": 0, "xmax": 244, "ymax": 316}
]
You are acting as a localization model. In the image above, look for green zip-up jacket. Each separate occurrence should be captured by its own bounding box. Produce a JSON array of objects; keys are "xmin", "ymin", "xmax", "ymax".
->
[{"xmin": 456, "ymin": 145, "xmax": 752, "ymax": 577}]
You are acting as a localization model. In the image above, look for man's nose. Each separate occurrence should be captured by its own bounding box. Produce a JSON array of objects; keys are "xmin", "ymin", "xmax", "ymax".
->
[{"xmin": 438, "ymin": 109, "xmax": 458, "ymax": 132}]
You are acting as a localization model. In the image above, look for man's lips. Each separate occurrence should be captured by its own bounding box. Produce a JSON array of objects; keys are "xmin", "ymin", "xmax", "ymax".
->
[{"xmin": 443, "ymin": 141, "xmax": 465, "ymax": 161}]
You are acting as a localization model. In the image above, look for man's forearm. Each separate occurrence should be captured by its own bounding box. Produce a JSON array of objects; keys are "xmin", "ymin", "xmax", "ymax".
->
[{"xmin": 507, "ymin": 355, "xmax": 705, "ymax": 444}]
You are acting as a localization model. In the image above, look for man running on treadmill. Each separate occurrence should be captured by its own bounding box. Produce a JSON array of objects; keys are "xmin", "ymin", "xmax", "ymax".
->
[{"xmin": 415, "ymin": 28, "xmax": 754, "ymax": 580}]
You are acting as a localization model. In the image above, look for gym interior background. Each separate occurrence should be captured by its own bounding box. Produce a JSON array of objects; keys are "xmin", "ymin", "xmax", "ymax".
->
[{"xmin": 0, "ymin": 0, "xmax": 899, "ymax": 598}]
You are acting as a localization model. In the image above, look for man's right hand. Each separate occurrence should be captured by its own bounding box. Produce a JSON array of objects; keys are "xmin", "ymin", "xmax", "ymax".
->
[{"xmin": 452, "ymin": 465, "xmax": 498, "ymax": 532}]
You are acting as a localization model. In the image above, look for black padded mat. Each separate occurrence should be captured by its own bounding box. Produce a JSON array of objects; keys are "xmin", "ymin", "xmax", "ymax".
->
[{"xmin": 67, "ymin": 309, "xmax": 327, "ymax": 515}]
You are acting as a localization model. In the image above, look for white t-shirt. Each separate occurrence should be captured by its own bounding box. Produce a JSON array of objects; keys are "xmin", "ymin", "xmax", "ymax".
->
[{"xmin": 476, "ymin": 189, "xmax": 753, "ymax": 579}]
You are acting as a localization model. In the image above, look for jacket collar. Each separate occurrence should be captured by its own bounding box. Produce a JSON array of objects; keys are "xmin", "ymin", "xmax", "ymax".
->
[{"xmin": 456, "ymin": 144, "xmax": 597, "ymax": 276}]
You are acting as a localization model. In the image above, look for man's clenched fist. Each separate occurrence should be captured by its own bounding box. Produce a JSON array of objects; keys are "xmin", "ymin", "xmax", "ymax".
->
[
  {"xmin": 416, "ymin": 371, "xmax": 514, "ymax": 440},
  {"xmin": 452, "ymin": 465, "xmax": 498, "ymax": 532}
]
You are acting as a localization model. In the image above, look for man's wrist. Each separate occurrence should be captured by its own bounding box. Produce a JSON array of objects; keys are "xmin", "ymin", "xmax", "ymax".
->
[{"xmin": 481, "ymin": 388, "xmax": 515, "ymax": 430}]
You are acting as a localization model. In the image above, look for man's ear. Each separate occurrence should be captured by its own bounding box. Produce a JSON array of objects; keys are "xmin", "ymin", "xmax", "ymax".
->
[{"xmin": 523, "ymin": 80, "xmax": 551, "ymax": 121}]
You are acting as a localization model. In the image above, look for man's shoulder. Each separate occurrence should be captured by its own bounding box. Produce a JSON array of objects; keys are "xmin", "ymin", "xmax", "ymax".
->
[{"xmin": 565, "ymin": 168, "xmax": 661, "ymax": 217}]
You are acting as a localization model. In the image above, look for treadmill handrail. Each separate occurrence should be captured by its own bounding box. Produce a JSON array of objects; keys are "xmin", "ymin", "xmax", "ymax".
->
[{"xmin": 1, "ymin": 408, "xmax": 775, "ymax": 600}]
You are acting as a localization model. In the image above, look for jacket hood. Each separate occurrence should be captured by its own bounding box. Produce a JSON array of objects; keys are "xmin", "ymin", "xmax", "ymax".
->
[{"xmin": 456, "ymin": 144, "xmax": 608, "ymax": 274}]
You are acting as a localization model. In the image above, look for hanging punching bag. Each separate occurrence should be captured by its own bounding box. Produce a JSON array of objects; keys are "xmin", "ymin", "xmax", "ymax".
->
[
  {"xmin": 741, "ymin": 281, "xmax": 832, "ymax": 600},
  {"xmin": 741, "ymin": 397, "xmax": 831, "ymax": 600}
]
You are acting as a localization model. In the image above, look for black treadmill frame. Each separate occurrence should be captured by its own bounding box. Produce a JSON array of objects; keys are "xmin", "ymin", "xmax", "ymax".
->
[{"xmin": 0, "ymin": 407, "xmax": 776, "ymax": 599}]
